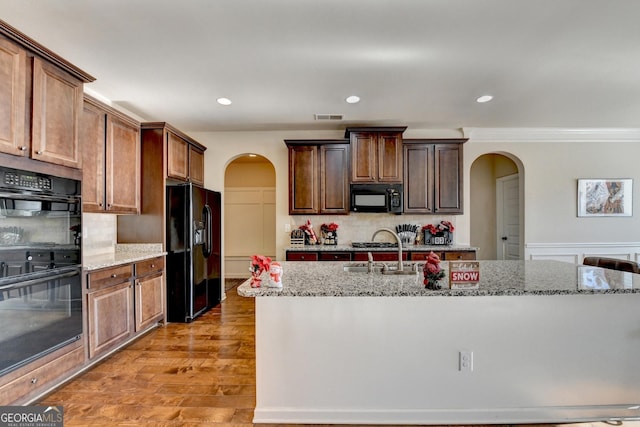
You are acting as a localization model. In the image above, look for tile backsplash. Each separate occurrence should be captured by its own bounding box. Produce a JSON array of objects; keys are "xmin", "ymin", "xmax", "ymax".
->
[
  {"xmin": 83, "ymin": 213, "xmax": 117, "ymax": 257},
  {"xmin": 290, "ymin": 214, "xmax": 455, "ymax": 245}
]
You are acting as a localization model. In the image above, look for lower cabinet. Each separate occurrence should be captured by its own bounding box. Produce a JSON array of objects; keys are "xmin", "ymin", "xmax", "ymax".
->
[
  {"xmin": 134, "ymin": 257, "xmax": 164, "ymax": 332},
  {"xmin": 352, "ymin": 252, "xmax": 408, "ymax": 261},
  {"xmin": 86, "ymin": 256, "xmax": 165, "ymax": 359},
  {"xmin": 0, "ymin": 341, "xmax": 84, "ymax": 405},
  {"xmin": 287, "ymin": 250, "xmax": 476, "ymax": 262},
  {"xmin": 410, "ymin": 251, "xmax": 476, "ymax": 261}
]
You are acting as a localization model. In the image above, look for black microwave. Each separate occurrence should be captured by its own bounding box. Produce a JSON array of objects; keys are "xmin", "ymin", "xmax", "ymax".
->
[{"xmin": 350, "ymin": 183, "xmax": 403, "ymax": 213}]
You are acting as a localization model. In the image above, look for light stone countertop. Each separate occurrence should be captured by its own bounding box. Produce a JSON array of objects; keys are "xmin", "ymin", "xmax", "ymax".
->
[
  {"xmin": 286, "ymin": 244, "xmax": 478, "ymax": 252},
  {"xmin": 238, "ymin": 260, "xmax": 640, "ymax": 297},
  {"xmin": 83, "ymin": 243, "xmax": 166, "ymax": 271}
]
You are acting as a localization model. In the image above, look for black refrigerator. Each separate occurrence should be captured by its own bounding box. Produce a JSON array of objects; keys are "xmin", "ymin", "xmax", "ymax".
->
[{"xmin": 166, "ymin": 183, "xmax": 221, "ymax": 322}]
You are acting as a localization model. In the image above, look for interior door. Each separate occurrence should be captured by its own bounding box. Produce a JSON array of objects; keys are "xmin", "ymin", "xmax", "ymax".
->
[{"xmin": 497, "ymin": 174, "xmax": 521, "ymax": 260}]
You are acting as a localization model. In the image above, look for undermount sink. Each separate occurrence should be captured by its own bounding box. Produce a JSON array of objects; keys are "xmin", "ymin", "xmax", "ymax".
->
[{"xmin": 342, "ymin": 262, "xmax": 421, "ymax": 275}]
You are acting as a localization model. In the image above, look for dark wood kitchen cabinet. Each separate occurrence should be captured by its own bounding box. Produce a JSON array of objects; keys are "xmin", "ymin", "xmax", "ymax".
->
[
  {"xmin": 117, "ymin": 123, "xmax": 207, "ymax": 244},
  {"xmin": 134, "ymin": 257, "xmax": 165, "ymax": 332},
  {"xmin": 346, "ymin": 127, "xmax": 406, "ymax": 183},
  {"xmin": 0, "ymin": 37, "xmax": 27, "ymax": 156},
  {"xmin": 81, "ymin": 95, "xmax": 141, "ymax": 214},
  {"xmin": 86, "ymin": 264, "xmax": 135, "ymax": 359},
  {"xmin": 285, "ymin": 140, "xmax": 349, "ymax": 215},
  {"xmin": 167, "ymin": 128, "xmax": 205, "ymax": 186},
  {"xmin": 86, "ymin": 257, "xmax": 165, "ymax": 359},
  {"xmin": 403, "ymin": 139, "xmax": 466, "ymax": 214},
  {"xmin": 0, "ymin": 22, "xmax": 94, "ymax": 170}
]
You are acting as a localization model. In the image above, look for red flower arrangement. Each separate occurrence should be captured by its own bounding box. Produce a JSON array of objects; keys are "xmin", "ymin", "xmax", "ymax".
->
[
  {"xmin": 320, "ymin": 222, "xmax": 339, "ymax": 232},
  {"xmin": 422, "ymin": 220, "xmax": 455, "ymax": 235},
  {"xmin": 423, "ymin": 251, "xmax": 445, "ymax": 290},
  {"xmin": 249, "ymin": 254, "xmax": 272, "ymax": 288}
]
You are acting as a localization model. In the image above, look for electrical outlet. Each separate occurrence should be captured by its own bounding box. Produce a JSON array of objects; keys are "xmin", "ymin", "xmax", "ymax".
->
[
  {"xmin": 459, "ymin": 350, "xmax": 473, "ymax": 372},
  {"xmin": 284, "ymin": 224, "xmax": 291, "ymax": 232}
]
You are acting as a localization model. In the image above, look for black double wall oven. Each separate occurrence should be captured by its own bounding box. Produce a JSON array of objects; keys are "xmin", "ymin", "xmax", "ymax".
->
[{"xmin": 0, "ymin": 166, "xmax": 82, "ymax": 376}]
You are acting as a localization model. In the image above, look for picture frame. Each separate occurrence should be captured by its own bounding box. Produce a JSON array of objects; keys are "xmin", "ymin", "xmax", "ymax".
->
[{"xmin": 577, "ymin": 178, "xmax": 632, "ymax": 217}]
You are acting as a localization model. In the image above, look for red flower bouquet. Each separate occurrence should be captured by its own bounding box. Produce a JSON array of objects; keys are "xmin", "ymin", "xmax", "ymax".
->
[
  {"xmin": 422, "ymin": 220, "xmax": 455, "ymax": 235},
  {"xmin": 423, "ymin": 251, "xmax": 445, "ymax": 289},
  {"xmin": 320, "ymin": 222, "xmax": 339, "ymax": 232}
]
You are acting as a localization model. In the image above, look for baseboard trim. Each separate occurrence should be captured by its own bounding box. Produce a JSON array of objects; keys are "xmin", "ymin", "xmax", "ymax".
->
[{"xmin": 254, "ymin": 405, "xmax": 640, "ymax": 425}]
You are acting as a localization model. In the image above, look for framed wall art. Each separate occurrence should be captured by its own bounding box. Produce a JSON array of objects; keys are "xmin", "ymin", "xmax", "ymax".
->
[{"xmin": 577, "ymin": 178, "xmax": 632, "ymax": 217}]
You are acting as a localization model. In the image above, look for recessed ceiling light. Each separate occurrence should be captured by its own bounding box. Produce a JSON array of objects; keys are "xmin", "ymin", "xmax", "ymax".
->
[
  {"xmin": 217, "ymin": 97, "xmax": 232, "ymax": 106},
  {"xmin": 476, "ymin": 95, "xmax": 493, "ymax": 103},
  {"xmin": 346, "ymin": 95, "xmax": 360, "ymax": 104}
]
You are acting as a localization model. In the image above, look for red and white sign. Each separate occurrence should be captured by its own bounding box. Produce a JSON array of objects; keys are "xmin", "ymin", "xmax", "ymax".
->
[{"xmin": 449, "ymin": 261, "xmax": 480, "ymax": 289}]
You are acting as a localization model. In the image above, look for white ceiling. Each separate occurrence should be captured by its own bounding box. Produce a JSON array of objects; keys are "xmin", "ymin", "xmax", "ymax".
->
[{"xmin": 2, "ymin": 0, "xmax": 640, "ymax": 133}]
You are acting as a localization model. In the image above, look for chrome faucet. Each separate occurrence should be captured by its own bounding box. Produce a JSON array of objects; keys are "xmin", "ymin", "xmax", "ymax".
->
[{"xmin": 371, "ymin": 227, "xmax": 403, "ymax": 272}]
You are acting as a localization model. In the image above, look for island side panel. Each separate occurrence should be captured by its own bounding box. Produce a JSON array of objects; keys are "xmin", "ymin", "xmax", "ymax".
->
[{"xmin": 254, "ymin": 294, "xmax": 640, "ymax": 424}]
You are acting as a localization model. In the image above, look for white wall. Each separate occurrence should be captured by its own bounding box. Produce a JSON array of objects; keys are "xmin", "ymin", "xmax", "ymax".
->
[{"xmin": 191, "ymin": 128, "xmax": 640, "ymax": 263}]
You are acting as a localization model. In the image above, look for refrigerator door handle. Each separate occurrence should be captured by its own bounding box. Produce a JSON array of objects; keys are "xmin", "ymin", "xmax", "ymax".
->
[{"xmin": 203, "ymin": 204, "xmax": 213, "ymax": 258}]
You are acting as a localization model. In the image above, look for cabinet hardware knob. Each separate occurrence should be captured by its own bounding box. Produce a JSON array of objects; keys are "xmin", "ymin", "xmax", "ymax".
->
[
  {"xmin": 36, "ymin": 150, "xmax": 43, "ymax": 155},
  {"xmin": 18, "ymin": 146, "xmax": 27, "ymax": 151},
  {"xmin": 111, "ymin": 274, "xmax": 117, "ymax": 278},
  {"xmin": 31, "ymin": 378, "xmax": 38, "ymax": 384},
  {"xmin": 150, "ymin": 264, "xmax": 155, "ymax": 268}
]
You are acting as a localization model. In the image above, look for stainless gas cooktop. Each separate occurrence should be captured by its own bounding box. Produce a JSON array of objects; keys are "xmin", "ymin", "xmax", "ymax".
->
[{"xmin": 351, "ymin": 242, "xmax": 399, "ymax": 248}]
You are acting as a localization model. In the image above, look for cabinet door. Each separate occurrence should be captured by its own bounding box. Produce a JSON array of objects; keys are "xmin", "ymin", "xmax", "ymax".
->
[
  {"xmin": 106, "ymin": 115, "xmax": 140, "ymax": 213},
  {"xmin": 80, "ymin": 101, "xmax": 106, "ymax": 213},
  {"xmin": 289, "ymin": 145, "xmax": 318, "ymax": 214},
  {"xmin": 87, "ymin": 281, "xmax": 133, "ymax": 358},
  {"xmin": 320, "ymin": 144, "xmax": 349, "ymax": 213},
  {"xmin": 31, "ymin": 58, "xmax": 83, "ymax": 168},
  {"xmin": 285, "ymin": 251, "xmax": 318, "ymax": 261},
  {"xmin": 403, "ymin": 144, "xmax": 434, "ymax": 213},
  {"xmin": 434, "ymin": 144, "xmax": 462, "ymax": 213},
  {"xmin": 189, "ymin": 145, "xmax": 205, "ymax": 186},
  {"xmin": 167, "ymin": 132, "xmax": 188, "ymax": 181},
  {"xmin": 378, "ymin": 133, "xmax": 403, "ymax": 182},
  {"xmin": 0, "ymin": 38, "xmax": 27, "ymax": 156},
  {"xmin": 135, "ymin": 271, "xmax": 164, "ymax": 332},
  {"xmin": 350, "ymin": 133, "xmax": 377, "ymax": 182},
  {"xmin": 442, "ymin": 251, "xmax": 476, "ymax": 261}
]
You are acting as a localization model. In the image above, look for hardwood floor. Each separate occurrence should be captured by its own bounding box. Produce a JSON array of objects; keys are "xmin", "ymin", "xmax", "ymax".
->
[
  {"xmin": 38, "ymin": 284, "xmax": 256, "ymax": 426},
  {"xmin": 38, "ymin": 281, "xmax": 639, "ymax": 427}
]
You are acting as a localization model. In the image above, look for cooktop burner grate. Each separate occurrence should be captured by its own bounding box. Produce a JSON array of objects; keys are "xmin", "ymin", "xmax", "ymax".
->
[{"xmin": 351, "ymin": 242, "xmax": 399, "ymax": 248}]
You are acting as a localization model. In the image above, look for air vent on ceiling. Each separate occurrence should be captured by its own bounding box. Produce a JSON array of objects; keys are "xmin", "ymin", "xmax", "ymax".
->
[{"xmin": 314, "ymin": 114, "xmax": 344, "ymax": 121}]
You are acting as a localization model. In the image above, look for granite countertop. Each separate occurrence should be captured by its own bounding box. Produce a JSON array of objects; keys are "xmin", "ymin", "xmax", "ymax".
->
[
  {"xmin": 286, "ymin": 244, "xmax": 478, "ymax": 252},
  {"xmin": 83, "ymin": 243, "xmax": 166, "ymax": 271},
  {"xmin": 238, "ymin": 260, "xmax": 640, "ymax": 297}
]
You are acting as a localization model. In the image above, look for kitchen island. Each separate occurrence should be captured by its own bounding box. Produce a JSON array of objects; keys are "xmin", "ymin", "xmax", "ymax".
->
[{"xmin": 239, "ymin": 260, "xmax": 640, "ymax": 425}]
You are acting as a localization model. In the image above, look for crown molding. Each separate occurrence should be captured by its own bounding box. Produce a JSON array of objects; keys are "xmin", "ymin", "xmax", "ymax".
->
[{"xmin": 463, "ymin": 127, "xmax": 640, "ymax": 143}]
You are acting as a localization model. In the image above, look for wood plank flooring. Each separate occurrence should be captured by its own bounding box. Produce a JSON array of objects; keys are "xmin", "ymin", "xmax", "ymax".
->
[{"xmin": 38, "ymin": 281, "xmax": 638, "ymax": 427}]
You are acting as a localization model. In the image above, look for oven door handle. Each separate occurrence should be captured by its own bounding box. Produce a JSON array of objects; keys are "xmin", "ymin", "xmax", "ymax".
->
[
  {"xmin": 0, "ymin": 191, "xmax": 80, "ymax": 204},
  {"xmin": 0, "ymin": 269, "xmax": 79, "ymax": 292}
]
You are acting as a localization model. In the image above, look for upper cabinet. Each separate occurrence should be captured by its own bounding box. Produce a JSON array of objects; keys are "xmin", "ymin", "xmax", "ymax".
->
[
  {"xmin": 403, "ymin": 139, "xmax": 466, "ymax": 214},
  {"xmin": 285, "ymin": 140, "xmax": 350, "ymax": 215},
  {"xmin": 346, "ymin": 127, "xmax": 406, "ymax": 183},
  {"xmin": 0, "ymin": 21, "xmax": 95, "ymax": 169},
  {"xmin": 0, "ymin": 37, "xmax": 27, "ymax": 155},
  {"xmin": 117, "ymin": 123, "xmax": 206, "ymax": 244},
  {"xmin": 160, "ymin": 124, "xmax": 206, "ymax": 186},
  {"xmin": 81, "ymin": 95, "xmax": 141, "ymax": 214}
]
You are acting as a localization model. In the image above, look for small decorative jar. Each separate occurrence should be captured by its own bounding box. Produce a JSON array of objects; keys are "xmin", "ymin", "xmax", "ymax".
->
[{"xmin": 320, "ymin": 222, "xmax": 339, "ymax": 245}]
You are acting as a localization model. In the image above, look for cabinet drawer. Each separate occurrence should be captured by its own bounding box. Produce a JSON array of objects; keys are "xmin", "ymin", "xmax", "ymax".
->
[
  {"xmin": 135, "ymin": 256, "xmax": 164, "ymax": 277},
  {"xmin": 87, "ymin": 264, "xmax": 133, "ymax": 290},
  {"xmin": 410, "ymin": 252, "xmax": 442, "ymax": 261},
  {"xmin": 318, "ymin": 252, "xmax": 351, "ymax": 261},
  {"xmin": 286, "ymin": 252, "xmax": 318, "ymax": 261},
  {"xmin": 443, "ymin": 251, "xmax": 476, "ymax": 261},
  {"xmin": 0, "ymin": 345, "xmax": 84, "ymax": 405},
  {"xmin": 353, "ymin": 252, "xmax": 407, "ymax": 261}
]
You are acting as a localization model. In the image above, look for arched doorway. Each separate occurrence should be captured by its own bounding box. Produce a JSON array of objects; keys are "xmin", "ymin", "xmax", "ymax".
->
[
  {"xmin": 224, "ymin": 154, "xmax": 276, "ymax": 279},
  {"xmin": 470, "ymin": 153, "xmax": 523, "ymax": 260}
]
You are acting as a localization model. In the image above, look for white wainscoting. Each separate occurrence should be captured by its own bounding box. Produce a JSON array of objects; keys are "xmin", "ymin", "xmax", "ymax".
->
[{"xmin": 525, "ymin": 242, "xmax": 640, "ymax": 264}]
